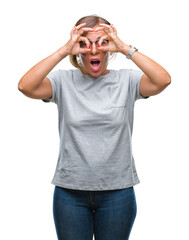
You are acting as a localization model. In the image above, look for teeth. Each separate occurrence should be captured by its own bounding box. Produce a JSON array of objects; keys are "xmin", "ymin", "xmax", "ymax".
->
[
  {"xmin": 91, "ymin": 60, "xmax": 100, "ymax": 64},
  {"xmin": 91, "ymin": 59, "xmax": 99, "ymax": 62}
]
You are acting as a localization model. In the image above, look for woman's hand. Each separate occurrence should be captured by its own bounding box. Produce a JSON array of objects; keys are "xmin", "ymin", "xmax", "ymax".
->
[
  {"xmin": 63, "ymin": 23, "xmax": 94, "ymax": 56},
  {"xmin": 95, "ymin": 24, "xmax": 130, "ymax": 55}
]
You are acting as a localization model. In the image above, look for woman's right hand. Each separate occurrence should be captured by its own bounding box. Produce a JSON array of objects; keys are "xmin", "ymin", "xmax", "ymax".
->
[
  {"xmin": 62, "ymin": 23, "xmax": 94, "ymax": 56},
  {"xmin": 18, "ymin": 23, "xmax": 94, "ymax": 100}
]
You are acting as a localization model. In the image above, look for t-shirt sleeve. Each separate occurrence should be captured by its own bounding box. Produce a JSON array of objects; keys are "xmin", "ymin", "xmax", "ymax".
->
[
  {"xmin": 42, "ymin": 70, "xmax": 62, "ymax": 104},
  {"xmin": 129, "ymin": 69, "xmax": 150, "ymax": 101}
]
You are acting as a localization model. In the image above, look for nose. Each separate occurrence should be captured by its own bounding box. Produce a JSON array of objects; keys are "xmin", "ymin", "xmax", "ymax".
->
[{"xmin": 91, "ymin": 42, "xmax": 98, "ymax": 55}]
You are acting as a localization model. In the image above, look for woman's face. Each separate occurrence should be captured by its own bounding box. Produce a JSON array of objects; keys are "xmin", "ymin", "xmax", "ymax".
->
[{"xmin": 79, "ymin": 24, "xmax": 110, "ymax": 77}]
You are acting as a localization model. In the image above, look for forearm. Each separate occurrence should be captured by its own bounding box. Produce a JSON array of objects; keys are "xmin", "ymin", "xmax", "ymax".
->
[
  {"xmin": 121, "ymin": 45, "xmax": 171, "ymax": 86},
  {"xmin": 131, "ymin": 51, "xmax": 171, "ymax": 86},
  {"xmin": 18, "ymin": 46, "xmax": 68, "ymax": 92}
]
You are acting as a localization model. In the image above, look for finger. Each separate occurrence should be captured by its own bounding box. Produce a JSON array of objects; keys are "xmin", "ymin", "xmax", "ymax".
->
[
  {"xmin": 98, "ymin": 35, "xmax": 109, "ymax": 46},
  {"xmin": 93, "ymin": 27, "xmax": 104, "ymax": 31},
  {"xmin": 71, "ymin": 25, "xmax": 77, "ymax": 35},
  {"xmin": 78, "ymin": 36, "xmax": 90, "ymax": 49},
  {"xmin": 110, "ymin": 24, "xmax": 117, "ymax": 35},
  {"xmin": 71, "ymin": 23, "xmax": 86, "ymax": 34},
  {"xmin": 71, "ymin": 26, "xmax": 81, "ymax": 37},
  {"xmin": 75, "ymin": 22, "xmax": 86, "ymax": 30},
  {"xmin": 79, "ymin": 27, "xmax": 94, "ymax": 35},
  {"xmin": 99, "ymin": 23, "xmax": 111, "ymax": 28},
  {"xmin": 98, "ymin": 45, "xmax": 110, "ymax": 52},
  {"xmin": 80, "ymin": 27, "xmax": 94, "ymax": 31},
  {"xmin": 79, "ymin": 48, "xmax": 91, "ymax": 54},
  {"xmin": 99, "ymin": 23, "xmax": 112, "ymax": 30},
  {"xmin": 99, "ymin": 23, "xmax": 113, "ymax": 34}
]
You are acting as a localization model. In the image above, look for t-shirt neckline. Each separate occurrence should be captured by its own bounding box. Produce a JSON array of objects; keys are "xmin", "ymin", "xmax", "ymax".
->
[{"xmin": 78, "ymin": 69, "xmax": 114, "ymax": 81}]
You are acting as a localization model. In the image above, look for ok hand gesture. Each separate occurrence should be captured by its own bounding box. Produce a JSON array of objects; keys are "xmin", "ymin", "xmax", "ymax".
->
[
  {"xmin": 64, "ymin": 23, "xmax": 94, "ymax": 56},
  {"xmin": 95, "ymin": 24, "xmax": 129, "ymax": 55}
]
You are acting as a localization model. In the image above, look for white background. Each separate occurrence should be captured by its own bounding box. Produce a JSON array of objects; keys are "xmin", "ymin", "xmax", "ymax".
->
[{"xmin": 0, "ymin": 0, "xmax": 189, "ymax": 239}]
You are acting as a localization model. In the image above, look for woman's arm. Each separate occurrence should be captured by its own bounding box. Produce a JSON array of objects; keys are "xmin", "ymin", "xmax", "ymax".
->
[
  {"xmin": 18, "ymin": 23, "xmax": 93, "ymax": 99},
  {"xmin": 125, "ymin": 48, "xmax": 171, "ymax": 97},
  {"xmin": 18, "ymin": 49, "xmax": 67, "ymax": 99},
  {"xmin": 97, "ymin": 24, "xmax": 171, "ymax": 97}
]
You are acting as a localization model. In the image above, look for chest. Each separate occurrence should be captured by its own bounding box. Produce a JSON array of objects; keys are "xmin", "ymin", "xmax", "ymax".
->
[{"xmin": 61, "ymin": 79, "xmax": 132, "ymax": 130}]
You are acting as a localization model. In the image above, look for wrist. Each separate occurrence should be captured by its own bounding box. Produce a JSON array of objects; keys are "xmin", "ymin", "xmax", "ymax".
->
[
  {"xmin": 126, "ymin": 45, "xmax": 138, "ymax": 59},
  {"xmin": 56, "ymin": 45, "xmax": 69, "ymax": 59},
  {"xmin": 121, "ymin": 44, "xmax": 131, "ymax": 55}
]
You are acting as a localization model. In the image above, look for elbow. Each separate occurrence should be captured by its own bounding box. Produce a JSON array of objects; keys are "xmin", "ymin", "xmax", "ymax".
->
[
  {"xmin": 18, "ymin": 82, "xmax": 23, "ymax": 92},
  {"xmin": 18, "ymin": 78, "xmax": 29, "ymax": 94},
  {"xmin": 18, "ymin": 75, "xmax": 29, "ymax": 93},
  {"xmin": 166, "ymin": 74, "xmax": 171, "ymax": 85},
  {"xmin": 18, "ymin": 79, "xmax": 26, "ymax": 93},
  {"xmin": 156, "ymin": 74, "xmax": 171, "ymax": 93},
  {"xmin": 18, "ymin": 81, "xmax": 33, "ymax": 98},
  {"xmin": 162, "ymin": 73, "xmax": 171, "ymax": 87}
]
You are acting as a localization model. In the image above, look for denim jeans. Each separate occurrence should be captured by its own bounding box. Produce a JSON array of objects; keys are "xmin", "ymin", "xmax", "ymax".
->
[{"xmin": 53, "ymin": 185, "xmax": 137, "ymax": 240}]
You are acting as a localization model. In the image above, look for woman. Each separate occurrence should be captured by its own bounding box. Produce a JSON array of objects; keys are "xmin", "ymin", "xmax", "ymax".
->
[{"xmin": 18, "ymin": 15, "xmax": 171, "ymax": 240}]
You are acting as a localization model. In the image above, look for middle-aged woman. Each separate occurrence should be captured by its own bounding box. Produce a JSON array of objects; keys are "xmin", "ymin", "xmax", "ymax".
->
[{"xmin": 18, "ymin": 15, "xmax": 171, "ymax": 240}]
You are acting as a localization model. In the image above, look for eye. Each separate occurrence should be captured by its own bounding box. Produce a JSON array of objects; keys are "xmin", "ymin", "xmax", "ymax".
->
[
  {"xmin": 101, "ymin": 40, "xmax": 109, "ymax": 46},
  {"xmin": 79, "ymin": 41, "xmax": 87, "ymax": 48}
]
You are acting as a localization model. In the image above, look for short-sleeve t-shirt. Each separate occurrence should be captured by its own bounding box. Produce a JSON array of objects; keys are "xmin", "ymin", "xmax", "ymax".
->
[{"xmin": 43, "ymin": 68, "xmax": 149, "ymax": 191}]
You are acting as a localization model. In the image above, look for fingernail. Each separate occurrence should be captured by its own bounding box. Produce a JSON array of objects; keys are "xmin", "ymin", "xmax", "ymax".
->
[
  {"xmin": 98, "ymin": 44, "xmax": 100, "ymax": 48},
  {"xmin": 88, "ymin": 46, "xmax": 90, "ymax": 49}
]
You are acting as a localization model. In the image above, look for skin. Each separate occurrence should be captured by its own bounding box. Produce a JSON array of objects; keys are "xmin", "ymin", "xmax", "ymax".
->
[
  {"xmin": 18, "ymin": 22, "xmax": 171, "ymax": 99},
  {"xmin": 79, "ymin": 24, "xmax": 111, "ymax": 77},
  {"xmin": 64, "ymin": 22, "xmax": 172, "ymax": 96}
]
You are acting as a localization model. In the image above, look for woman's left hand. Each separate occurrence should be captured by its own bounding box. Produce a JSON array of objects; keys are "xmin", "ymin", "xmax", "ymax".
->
[{"xmin": 95, "ymin": 24, "xmax": 130, "ymax": 54}]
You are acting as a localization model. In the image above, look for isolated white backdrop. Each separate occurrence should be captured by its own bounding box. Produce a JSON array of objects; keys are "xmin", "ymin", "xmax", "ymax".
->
[{"xmin": 0, "ymin": 0, "xmax": 189, "ymax": 239}]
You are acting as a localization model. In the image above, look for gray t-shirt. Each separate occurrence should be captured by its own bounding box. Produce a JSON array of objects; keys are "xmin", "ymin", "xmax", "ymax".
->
[{"xmin": 43, "ymin": 68, "xmax": 149, "ymax": 191}]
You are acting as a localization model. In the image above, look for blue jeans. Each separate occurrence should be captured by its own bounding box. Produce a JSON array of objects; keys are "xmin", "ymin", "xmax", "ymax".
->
[{"xmin": 53, "ymin": 186, "xmax": 137, "ymax": 240}]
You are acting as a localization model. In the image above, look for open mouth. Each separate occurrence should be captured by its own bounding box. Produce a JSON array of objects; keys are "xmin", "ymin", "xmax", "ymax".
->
[{"xmin": 90, "ymin": 59, "xmax": 101, "ymax": 72}]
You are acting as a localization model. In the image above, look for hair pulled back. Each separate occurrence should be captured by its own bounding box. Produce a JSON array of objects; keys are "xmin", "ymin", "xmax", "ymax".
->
[{"xmin": 69, "ymin": 15, "xmax": 112, "ymax": 70}]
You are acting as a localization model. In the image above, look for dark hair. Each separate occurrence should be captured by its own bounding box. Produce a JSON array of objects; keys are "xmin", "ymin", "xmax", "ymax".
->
[{"xmin": 69, "ymin": 15, "xmax": 112, "ymax": 70}]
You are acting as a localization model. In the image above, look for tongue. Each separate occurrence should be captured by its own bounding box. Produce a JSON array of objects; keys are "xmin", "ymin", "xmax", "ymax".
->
[
  {"xmin": 92, "ymin": 63, "xmax": 99, "ymax": 69},
  {"xmin": 90, "ymin": 61, "xmax": 100, "ymax": 71}
]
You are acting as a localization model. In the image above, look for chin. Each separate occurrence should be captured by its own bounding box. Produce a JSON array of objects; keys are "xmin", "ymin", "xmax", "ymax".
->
[
  {"xmin": 90, "ymin": 71, "xmax": 102, "ymax": 77},
  {"xmin": 80, "ymin": 65, "xmax": 109, "ymax": 78},
  {"xmin": 90, "ymin": 68, "xmax": 109, "ymax": 78}
]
